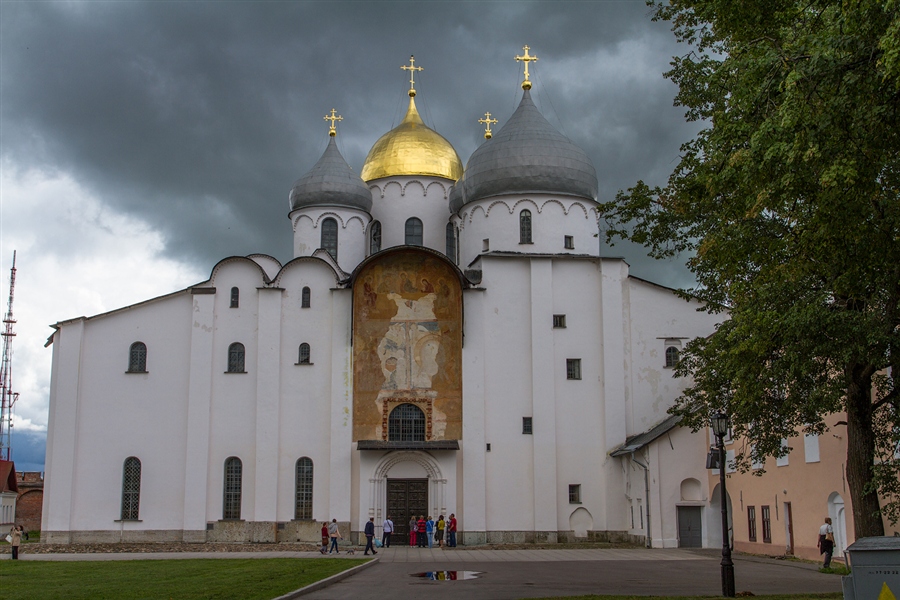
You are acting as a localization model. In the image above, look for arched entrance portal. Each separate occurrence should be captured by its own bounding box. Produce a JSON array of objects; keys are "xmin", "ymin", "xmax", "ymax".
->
[
  {"xmin": 709, "ymin": 483, "xmax": 733, "ymax": 549},
  {"xmin": 370, "ymin": 451, "xmax": 448, "ymax": 539},
  {"xmin": 828, "ymin": 492, "xmax": 848, "ymax": 558}
]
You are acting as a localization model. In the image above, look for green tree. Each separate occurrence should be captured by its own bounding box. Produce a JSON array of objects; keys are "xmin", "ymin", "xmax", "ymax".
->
[{"xmin": 604, "ymin": 0, "xmax": 900, "ymax": 537}]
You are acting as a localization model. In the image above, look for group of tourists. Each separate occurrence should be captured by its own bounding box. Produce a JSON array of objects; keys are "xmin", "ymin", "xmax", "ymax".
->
[{"xmin": 408, "ymin": 513, "xmax": 457, "ymax": 548}]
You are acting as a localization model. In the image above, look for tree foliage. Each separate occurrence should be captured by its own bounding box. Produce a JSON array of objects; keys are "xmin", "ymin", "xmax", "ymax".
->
[{"xmin": 603, "ymin": 0, "xmax": 900, "ymax": 536}]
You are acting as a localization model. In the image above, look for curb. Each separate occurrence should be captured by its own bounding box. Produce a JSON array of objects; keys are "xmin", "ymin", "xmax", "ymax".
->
[{"xmin": 272, "ymin": 557, "xmax": 379, "ymax": 599}]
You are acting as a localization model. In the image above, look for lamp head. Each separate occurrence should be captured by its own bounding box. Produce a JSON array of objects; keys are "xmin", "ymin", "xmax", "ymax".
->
[{"xmin": 710, "ymin": 412, "xmax": 730, "ymax": 438}]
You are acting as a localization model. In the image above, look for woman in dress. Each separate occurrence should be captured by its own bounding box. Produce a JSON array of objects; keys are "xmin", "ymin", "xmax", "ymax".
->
[{"xmin": 409, "ymin": 515, "xmax": 417, "ymax": 546}]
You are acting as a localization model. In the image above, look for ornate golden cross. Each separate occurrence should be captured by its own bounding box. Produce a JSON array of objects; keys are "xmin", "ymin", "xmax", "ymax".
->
[
  {"xmin": 323, "ymin": 108, "xmax": 343, "ymax": 137},
  {"xmin": 515, "ymin": 45, "xmax": 539, "ymax": 90},
  {"xmin": 401, "ymin": 55, "xmax": 424, "ymax": 97},
  {"xmin": 478, "ymin": 112, "xmax": 498, "ymax": 139}
]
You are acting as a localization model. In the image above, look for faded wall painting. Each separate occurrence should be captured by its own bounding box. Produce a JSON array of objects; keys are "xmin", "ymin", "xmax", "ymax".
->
[{"xmin": 352, "ymin": 250, "xmax": 463, "ymax": 441}]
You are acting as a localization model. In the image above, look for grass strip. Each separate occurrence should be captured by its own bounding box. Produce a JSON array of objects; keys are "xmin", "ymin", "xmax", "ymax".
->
[{"xmin": 0, "ymin": 557, "xmax": 369, "ymax": 600}]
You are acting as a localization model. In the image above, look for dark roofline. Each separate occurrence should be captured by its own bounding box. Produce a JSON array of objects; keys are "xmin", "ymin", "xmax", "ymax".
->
[{"xmin": 609, "ymin": 415, "xmax": 682, "ymax": 457}]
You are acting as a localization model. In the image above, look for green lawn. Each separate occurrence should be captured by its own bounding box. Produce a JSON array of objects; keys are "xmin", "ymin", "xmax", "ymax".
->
[
  {"xmin": 535, "ymin": 595, "xmax": 842, "ymax": 600},
  {"xmin": 0, "ymin": 557, "xmax": 369, "ymax": 600}
]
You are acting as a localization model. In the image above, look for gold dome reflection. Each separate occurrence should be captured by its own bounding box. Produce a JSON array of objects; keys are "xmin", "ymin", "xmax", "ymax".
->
[{"xmin": 361, "ymin": 97, "xmax": 463, "ymax": 182}]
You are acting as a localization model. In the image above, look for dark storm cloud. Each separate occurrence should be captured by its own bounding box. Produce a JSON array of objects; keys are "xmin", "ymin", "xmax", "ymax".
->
[{"xmin": 1, "ymin": 0, "xmax": 697, "ymax": 287}]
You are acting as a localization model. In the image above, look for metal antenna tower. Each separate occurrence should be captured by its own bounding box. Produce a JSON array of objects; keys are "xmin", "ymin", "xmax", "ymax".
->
[{"xmin": 0, "ymin": 251, "xmax": 19, "ymax": 461}]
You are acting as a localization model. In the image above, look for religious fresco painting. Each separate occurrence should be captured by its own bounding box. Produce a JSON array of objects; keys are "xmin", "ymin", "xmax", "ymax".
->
[{"xmin": 352, "ymin": 250, "xmax": 463, "ymax": 442}]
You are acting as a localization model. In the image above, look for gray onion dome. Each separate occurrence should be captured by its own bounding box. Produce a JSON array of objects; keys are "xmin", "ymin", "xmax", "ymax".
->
[
  {"xmin": 290, "ymin": 136, "xmax": 373, "ymax": 212},
  {"xmin": 450, "ymin": 89, "xmax": 598, "ymax": 214}
]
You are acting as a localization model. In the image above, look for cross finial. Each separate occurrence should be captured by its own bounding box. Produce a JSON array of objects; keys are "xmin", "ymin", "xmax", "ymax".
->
[
  {"xmin": 478, "ymin": 112, "xmax": 499, "ymax": 139},
  {"xmin": 400, "ymin": 55, "xmax": 424, "ymax": 97},
  {"xmin": 323, "ymin": 108, "xmax": 343, "ymax": 137},
  {"xmin": 515, "ymin": 45, "xmax": 539, "ymax": 90}
]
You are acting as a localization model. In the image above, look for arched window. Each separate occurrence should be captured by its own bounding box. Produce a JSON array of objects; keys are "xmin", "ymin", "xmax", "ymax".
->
[
  {"xmin": 223, "ymin": 457, "xmax": 242, "ymax": 520},
  {"xmin": 519, "ymin": 209, "xmax": 532, "ymax": 244},
  {"xmin": 228, "ymin": 343, "xmax": 245, "ymax": 373},
  {"xmin": 298, "ymin": 343, "xmax": 311, "ymax": 364},
  {"xmin": 230, "ymin": 287, "xmax": 240, "ymax": 308},
  {"xmin": 121, "ymin": 457, "xmax": 141, "ymax": 520},
  {"xmin": 370, "ymin": 221, "xmax": 382, "ymax": 255},
  {"xmin": 446, "ymin": 222, "xmax": 457, "ymax": 262},
  {"xmin": 405, "ymin": 217, "xmax": 423, "ymax": 246},
  {"xmin": 295, "ymin": 457, "xmax": 313, "ymax": 520},
  {"xmin": 321, "ymin": 218, "xmax": 338, "ymax": 260},
  {"xmin": 665, "ymin": 346, "xmax": 680, "ymax": 368},
  {"xmin": 388, "ymin": 403, "xmax": 426, "ymax": 442},
  {"xmin": 301, "ymin": 286, "xmax": 311, "ymax": 309},
  {"xmin": 128, "ymin": 342, "xmax": 147, "ymax": 373}
]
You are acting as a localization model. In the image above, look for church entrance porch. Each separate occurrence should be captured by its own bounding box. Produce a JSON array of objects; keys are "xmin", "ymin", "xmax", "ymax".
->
[{"xmin": 388, "ymin": 478, "xmax": 428, "ymax": 538}]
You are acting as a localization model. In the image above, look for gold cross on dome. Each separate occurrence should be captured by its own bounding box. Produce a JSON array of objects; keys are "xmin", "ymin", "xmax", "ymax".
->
[
  {"xmin": 324, "ymin": 108, "xmax": 343, "ymax": 137},
  {"xmin": 401, "ymin": 55, "xmax": 424, "ymax": 97},
  {"xmin": 478, "ymin": 112, "xmax": 498, "ymax": 139},
  {"xmin": 515, "ymin": 45, "xmax": 539, "ymax": 90}
]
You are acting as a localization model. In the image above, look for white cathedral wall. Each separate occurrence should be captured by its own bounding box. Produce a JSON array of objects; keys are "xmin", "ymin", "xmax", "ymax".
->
[
  {"xmin": 367, "ymin": 177, "xmax": 453, "ymax": 254},
  {"xmin": 290, "ymin": 207, "xmax": 369, "ymax": 273}
]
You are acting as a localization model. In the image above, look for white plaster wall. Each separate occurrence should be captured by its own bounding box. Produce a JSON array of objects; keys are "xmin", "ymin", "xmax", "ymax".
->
[
  {"xmin": 367, "ymin": 177, "xmax": 454, "ymax": 256},
  {"xmin": 290, "ymin": 207, "xmax": 369, "ymax": 274}
]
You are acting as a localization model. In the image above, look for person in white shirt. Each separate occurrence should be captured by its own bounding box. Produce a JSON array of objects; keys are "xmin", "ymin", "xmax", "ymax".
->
[
  {"xmin": 382, "ymin": 516, "xmax": 394, "ymax": 548},
  {"xmin": 817, "ymin": 517, "xmax": 834, "ymax": 568}
]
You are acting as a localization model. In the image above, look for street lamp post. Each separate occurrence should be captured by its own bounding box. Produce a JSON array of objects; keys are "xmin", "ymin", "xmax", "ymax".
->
[{"xmin": 711, "ymin": 411, "xmax": 736, "ymax": 597}]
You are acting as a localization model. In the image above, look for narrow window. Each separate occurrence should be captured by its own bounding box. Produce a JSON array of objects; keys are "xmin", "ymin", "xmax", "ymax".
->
[
  {"xmin": 569, "ymin": 484, "xmax": 581, "ymax": 504},
  {"xmin": 405, "ymin": 217, "xmax": 423, "ymax": 246},
  {"xmin": 388, "ymin": 403, "xmax": 426, "ymax": 442},
  {"xmin": 804, "ymin": 433, "xmax": 820, "ymax": 463},
  {"xmin": 761, "ymin": 505, "xmax": 772, "ymax": 543},
  {"xmin": 776, "ymin": 438, "xmax": 790, "ymax": 466},
  {"xmin": 748, "ymin": 506, "xmax": 757, "ymax": 542},
  {"xmin": 295, "ymin": 457, "xmax": 313, "ymax": 520},
  {"xmin": 665, "ymin": 346, "xmax": 680, "ymax": 368},
  {"xmin": 121, "ymin": 457, "xmax": 141, "ymax": 520},
  {"xmin": 223, "ymin": 457, "xmax": 242, "ymax": 520},
  {"xmin": 553, "ymin": 314, "xmax": 566, "ymax": 329},
  {"xmin": 227, "ymin": 343, "xmax": 245, "ymax": 373},
  {"xmin": 482, "ymin": 239, "xmax": 490, "ymax": 252},
  {"xmin": 446, "ymin": 222, "xmax": 457, "ymax": 261},
  {"xmin": 566, "ymin": 358, "xmax": 582, "ymax": 380},
  {"xmin": 522, "ymin": 417, "xmax": 533, "ymax": 435},
  {"xmin": 564, "ymin": 235, "xmax": 574, "ymax": 249},
  {"xmin": 128, "ymin": 342, "xmax": 147, "ymax": 373},
  {"xmin": 321, "ymin": 217, "xmax": 338, "ymax": 260},
  {"xmin": 519, "ymin": 210, "xmax": 532, "ymax": 244},
  {"xmin": 230, "ymin": 287, "xmax": 239, "ymax": 308},
  {"xmin": 370, "ymin": 221, "xmax": 382, "ymax": 255},
  {"xmin": 301, "ymin": 286, "xmax": 311, "ymax": 309},
  {"xmin": 298, "ymin": 343, "xmax": 311, "ymax": 364}
]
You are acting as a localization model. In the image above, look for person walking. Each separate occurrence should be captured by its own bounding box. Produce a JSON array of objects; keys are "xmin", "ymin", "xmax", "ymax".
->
[
  {"xmin": 818, "ymin": 517, "xmax": 835, "ymax": 568},
  {"xmin": 382, "ymin": 515, "xmax": 394, "ymax": 548},
  {"xmin": 328, "ymin": 519, "xmax": 342, "ymax": 554},
  {"xmin": 417, "ymin": 515, "xmax": 427, "ymax": 547},
  {"xmin": 8, "ymin": 525, "xmax": 22, "ymax": 560},
  {"xmin": 320, "ymin": 522, "xmax": 329, "ymax": 554},
  {"xmin": 364, "ymin": 517, "xmax": 378, "ymax": 555},
  {"xmin": 409, "ymin": 515, "xmax": 417, "ymax": 546},
  {"xmin": 448, "ymin": 513, "xmax": 457, "ymax": 547},
  {"xmin": 436, "ymin": 515, "xmax": 445, "ymax": 548},
  {"xmin": 426, "ymin": 515, "xmax": 435, "ymax": 548}
]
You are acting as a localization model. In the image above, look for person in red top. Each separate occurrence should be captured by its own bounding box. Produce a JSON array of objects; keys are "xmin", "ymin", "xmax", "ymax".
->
[
  {"xmin": 448, "ymin": 513, "xmax": 458, "ymax": 547},
  {"xmin": 417, "ymin": 515, "xmax": 427, "ymax": 547},
  {"xmin": 320, "ymin": 522, "xmax": 329, "ymax": 554}
]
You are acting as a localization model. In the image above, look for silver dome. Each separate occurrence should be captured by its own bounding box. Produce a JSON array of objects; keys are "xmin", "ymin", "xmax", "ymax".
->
[
  {"xmin": 450, "ymin": 89, "xmax": 598, "ymax": 214},
  {"xmin": 290, "ymin": 136, "xmax": 373, "ymax": 212}
]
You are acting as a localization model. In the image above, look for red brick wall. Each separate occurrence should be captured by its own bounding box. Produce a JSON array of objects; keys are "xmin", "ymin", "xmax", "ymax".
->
[{"xmin": 15, "ymin": 472, "xmax": 43, "ymax": 533}]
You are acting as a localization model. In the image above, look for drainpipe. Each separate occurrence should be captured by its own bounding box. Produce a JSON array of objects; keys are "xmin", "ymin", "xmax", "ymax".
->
[{"xmin": 632, "ymin": 453, "xmax": 651, "ymax": 548}]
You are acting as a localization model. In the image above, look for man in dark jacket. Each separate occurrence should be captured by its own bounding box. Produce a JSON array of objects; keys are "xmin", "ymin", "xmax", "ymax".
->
[{"xmin": 364, "ymin": 517, "xmax": 377, "ymax": 555}]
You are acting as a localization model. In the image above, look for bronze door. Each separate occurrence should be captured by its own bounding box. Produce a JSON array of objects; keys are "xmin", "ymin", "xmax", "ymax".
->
[{"xmin": 387, "ymin": 478, "xmax": 428, "ymax": 537}]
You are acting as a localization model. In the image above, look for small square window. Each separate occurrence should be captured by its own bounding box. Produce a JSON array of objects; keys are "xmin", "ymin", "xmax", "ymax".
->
[
  {"xmin": 566, "ymin": 358, "xmax": 582, "ymax": 380},
  {"xmin": 553, "ymin": 314, "xmax": 566, "ymax": 328},
  {"xmin": 564, "ymin": 235, "xmax": 574, "ymax": 249},
  {"xmin": 569, "ymin": 484, "xmax": 581, "ymax": 504},
  {"xmin": 522, "ymin": 417, "xmax": 533, "ymax": 435},
  {"xmin": 483, "ymin": 239, "xmax": 490, "ymax": 252}
]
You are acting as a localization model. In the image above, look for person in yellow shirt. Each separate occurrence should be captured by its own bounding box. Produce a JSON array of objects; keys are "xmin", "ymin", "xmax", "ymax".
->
[{"xmin": 436, "ymin": 515, "xmax": 446, "ymax": 548}]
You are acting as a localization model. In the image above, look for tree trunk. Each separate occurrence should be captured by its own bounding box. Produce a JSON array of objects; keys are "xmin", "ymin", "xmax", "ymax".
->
[{"xmin": 845, "ymin": 364, "xmax": 884, "ymax": 538}]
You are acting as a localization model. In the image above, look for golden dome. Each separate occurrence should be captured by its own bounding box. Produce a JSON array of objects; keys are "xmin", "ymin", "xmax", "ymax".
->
[{"xmin": 361, "ymin": 97, "xmax": 463, "ymax": 182}]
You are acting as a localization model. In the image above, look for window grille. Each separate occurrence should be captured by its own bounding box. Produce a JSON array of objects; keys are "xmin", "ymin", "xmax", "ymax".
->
[
  {"xmin": 553, "ymin": 315, "xmax": 566, "ymax": 329},
  {"xmin": 566, "ymin": 358, "xmax": 582, "ymax": 380},
  {"xmin": 301, "ymin": 287, "xmax": 311, "ymax": 309},
  {"xmin": 564, "ymin": 235, "xmax": 574, "ymax": 249},
  {"xmin": 295, "ymin": 457, "xmax": 313, "ymax": 520},
  {"xmin": 321, "ymin": 218, "xmax": 338, "ymax": 260},
  {"xmin": 299, "ymin": 343, "xmax": 311, "ymax": 364},
  {"xmin": 520, "ymin": 210, "xmax": 532, "ymax": 244},
  {"xmin": 370, "ymin": 221, "xmax": 382, "ymax": 254},
  {"xmin": 446, "ymin": 222, "xmax": 457, "ymax": 262},
  {"xmin": 121, "ymin": 457, "xmax": 141, "ymax": 520},
  {"xmin": 761, "ymin": 505, "xmax": 772, "ymax": 543},
  {"xmin": 522, "ymin": 417, "xmax": 533, "ymax": 435},
  {"xmin": 388, "ymin": 403, "xmax": 426, "ymax": 441},
  {"xmin": 569, "ymin": 484, "xmax": 581, "ymax": 504},
  {"xmin": 405, "ymin": 217, "xmax": 423, "ymax": 246},
  {"xmin": 230, "ymin": 287, "xmax": 239, "ymax": 308},
  {"xmin": 128, "ymin": 342, "xmax": 147, "ymax": 373},
  {"xmin": 228, "ymin": 343, "xmax": 245, "ymax": 373},
  {"xmin": 665, "ymin": 346, "xmax": 680, "ymax": 368},
  {"xmin": 748, "ymin": 506, "xmax": 757, "ymax": 542},
  {"xmin": 223, "ymin": 457, "xmax": 242, "ymax": 520}
]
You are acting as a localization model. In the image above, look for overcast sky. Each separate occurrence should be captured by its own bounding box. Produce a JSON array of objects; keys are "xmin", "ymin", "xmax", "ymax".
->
[{"xmin": 0, "ymin": 0, "xmax": 702, "ymax": 471}]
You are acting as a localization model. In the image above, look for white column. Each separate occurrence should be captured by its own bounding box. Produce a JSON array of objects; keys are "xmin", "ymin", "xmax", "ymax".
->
[
  {"xmin": 253, "ymin": 287, "xmax": 283, "ymax": 521},
  {"xmin": 328, "ymin": 289, "xmax": 353, "ymax": 521},
  {"xmin": 461, "ymin": 288, "xmax": 487, "ymax": 536}
]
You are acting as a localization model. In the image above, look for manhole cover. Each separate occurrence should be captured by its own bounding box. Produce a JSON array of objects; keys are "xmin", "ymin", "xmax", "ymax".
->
[{"xmin": 411, "ymin": 571, "xmax": 482, "ymax": 581}]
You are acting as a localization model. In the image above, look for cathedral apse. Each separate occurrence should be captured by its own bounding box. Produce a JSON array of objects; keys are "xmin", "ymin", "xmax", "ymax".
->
[{"xmin": 352, "ymin": 250, "xmax": 463, "ymax": 442}]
